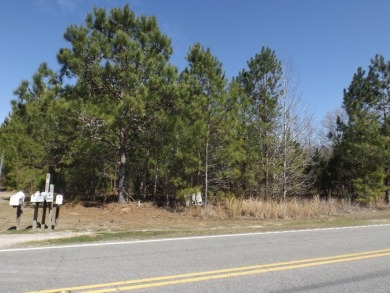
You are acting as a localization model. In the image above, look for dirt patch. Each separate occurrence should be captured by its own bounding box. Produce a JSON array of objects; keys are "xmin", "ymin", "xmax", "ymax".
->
[
  {"xmin": 0, "ymin": 192, "xmax": 225, "ymax": 248},
  {"xmin": 0, "ymin": 192, "xmax": 219, "ymax": 233}
]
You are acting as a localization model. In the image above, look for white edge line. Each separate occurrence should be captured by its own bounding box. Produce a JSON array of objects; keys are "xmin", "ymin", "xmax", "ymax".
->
[{"xmin": 1, "ymin": 224, "xmax": 389, "ymax": 253}]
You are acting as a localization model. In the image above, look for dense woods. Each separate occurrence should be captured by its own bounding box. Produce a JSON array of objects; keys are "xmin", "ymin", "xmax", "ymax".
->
[{"xmin": 0, "ymin": 5, "xmax": 389, "ymax": 206}]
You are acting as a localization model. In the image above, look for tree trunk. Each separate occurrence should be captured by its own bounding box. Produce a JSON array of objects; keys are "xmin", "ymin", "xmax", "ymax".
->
[
  {"xmin": 263, "ymin": 138, "xmax": 269, "ymax": 199},
  {"xmin": 118, "ymin": 130, "xmax": 126, "ymax": 204},
  {"xmin": 153, "ymin": 166, "xmax": 158, "ymax": 203},
  {"xmin": 386, "ymin": 169, "xmax": 390, "ymax": 204},
  {"xmin": 282, "ymin": 85, "xmax": 287, "ymax": 201},
  {"xmin": 0, "ymin": 153, "xmax": 4, "ymax": 180},
  {"xmin": 118, "ymin": 148, "xmax": 126, "ymax": 203},
  {"xmin": 204, "ymin": 123, "xmax": 210, "ymax": 208}
]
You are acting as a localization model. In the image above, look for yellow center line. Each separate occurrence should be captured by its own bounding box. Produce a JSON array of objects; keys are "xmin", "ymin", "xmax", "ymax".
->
[
  {"xmin": 96, "ymin": 251, "xmax": 390, "ymax": 292},
  {"xmin": 28, "ymin": 248, "xmax": 390, "ymax": 293}
]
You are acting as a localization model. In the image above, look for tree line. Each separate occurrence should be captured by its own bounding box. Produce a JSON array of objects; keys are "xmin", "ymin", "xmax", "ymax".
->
[
  {"xmin": 318, "ymin": 55, "xmax": 390, "ymax": 204},
  {"xmin": 0, "ymin": 5, "xmax": 389, "ymax": 205}
]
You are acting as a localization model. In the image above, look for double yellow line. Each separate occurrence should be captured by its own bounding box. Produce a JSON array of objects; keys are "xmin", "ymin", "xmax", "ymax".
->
[{"xmin": 30, "ymin": 248, "xmax": 390, "ymax": 293}]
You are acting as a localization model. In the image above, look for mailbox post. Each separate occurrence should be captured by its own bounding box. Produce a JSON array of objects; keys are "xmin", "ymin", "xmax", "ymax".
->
[
  {"xmin": 45, "ymin": 173, "xmax": 50, "ymax": 194},
  {"xmin": 48, "ymin": 185, "xmax": 54, "ymax": 230},
  {"xmin": 29, "ymin": 173, "xmax": 64, "ymax": 231},
  {"xmin": 54, "ymin": 194, "xmax": 63, "ymax": 229},
  {"xmin": 41, "ymin": 174, "xmax": 51, "ymax": 230},
  {"xmin": 30, "ymin": 191, "xmax": 44, "ymax": 230},
  {"xmin": 9, "ymin": 191, "xmax": 25, "ymax": 230},
  {"xmin": 40, "ymin": 192, "xmax": 49, "ymax": 230}
]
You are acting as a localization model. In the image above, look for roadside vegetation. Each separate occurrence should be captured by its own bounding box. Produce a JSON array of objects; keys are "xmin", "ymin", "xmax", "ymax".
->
[
  {"xmin": 1, "ymin": 189, "xmax": 389, "ymax": 248},
  {"xmin": 0, "ymin": 4, "xmax": 389, "ymax": 214},
  {"xmin": 12, "ymin": 197, "xmax": 390, "ymax": 247}
]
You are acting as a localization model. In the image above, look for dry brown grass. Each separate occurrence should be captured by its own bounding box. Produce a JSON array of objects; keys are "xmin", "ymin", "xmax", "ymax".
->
[{"xmin": 212, "ymin": 196, "xmax": 339, "ymax": 220}]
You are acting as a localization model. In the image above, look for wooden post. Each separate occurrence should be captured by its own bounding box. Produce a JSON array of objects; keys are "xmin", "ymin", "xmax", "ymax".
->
[
  {"xmin": 54, "ymin": 206, "xmax": 60, "ymax": 229},
  {"xmin": 41, "ymin": 201, "xmax": 47, "ymax": 230},
  {"xmin": 33, "ymin": 203, "xmax": 39, "ymax": 230},
  {"xmin": 45, "ymin": 173, "xmax": 51, "ymax": 193},
  {"xmin": 49, "ymin": 184, "xmax": 54, "ymax": 230},
  {"xmin": 41, "ymin": 173, "xmax": 51, "ymax": 230},
  {"xmin": 48, "ymin": 203, "xmax": 53, "ymax": 229},
  {"xmin": 16, "ymin": 206, "xmax": 23, "ymax": 230}
]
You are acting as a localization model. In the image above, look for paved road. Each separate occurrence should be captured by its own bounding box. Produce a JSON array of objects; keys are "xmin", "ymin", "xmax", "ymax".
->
[{"xmin": 1, "ymin": 224, "xmax": 390, "ymax": 292}]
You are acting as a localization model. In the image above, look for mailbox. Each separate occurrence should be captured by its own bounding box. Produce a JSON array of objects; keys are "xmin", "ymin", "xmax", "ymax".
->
[
  {"xmin": 9, "ymin": 191, "xmax": 25, "ymax": 206},
  {"xmin": 55, "ymin": 194, "xmax": 63, "ymax": 205},
  {"xmin": 46, "ymin": 192, "xmax": 54, "ymax": 203},
  {"xmin": 39, "ymin": 192, "xmax": 49, "ymax": 202},
  {"xmin": 31, "ymin": 191, "xmax": 45, "ymax": 203}
]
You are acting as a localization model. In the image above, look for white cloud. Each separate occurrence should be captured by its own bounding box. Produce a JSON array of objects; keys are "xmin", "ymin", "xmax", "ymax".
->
[
  {"xmin": 162, "ymin": 22, "xmax": 187, "ymax": 43},
  {"xmin": 57, "ymin": 0, "xmax": 76, "ymax": 11},
  {"xmin": 34, "ymin": 0, "xmax": 77, "ymax": 13},
  {"xmin": 34, "ymin": 0, "xmax": 52, "ymax": 13}
]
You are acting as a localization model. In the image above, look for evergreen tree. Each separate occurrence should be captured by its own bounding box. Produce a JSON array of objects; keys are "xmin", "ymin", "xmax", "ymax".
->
[
  {"xmin": 325, "ymin": 62, "xmax": 388, "ymax": 204},
  {"xmin": 57, "ymin": 5, "xmax": 177, "ymax": 202},
  {"xmin": 237, "ymin": 47, "xmax": 283, "ymax": 198},
  {"xmin": 316, "ymin": 110, "xmax": 349, "ymax": 200},
  {"xmin": 179, "ymin": 43, "xmax": 231, "ymax": 206},
  {"xmin": 367, "ymin": 55, "xmax": 390, "ymax": 202},
  {"xmin": 0, "ymin": 64, "xmax": 67, "ymax": 192}
]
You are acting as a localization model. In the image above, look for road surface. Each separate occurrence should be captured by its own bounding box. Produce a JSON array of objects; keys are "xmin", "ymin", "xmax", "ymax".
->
[{"xmin": 1, "ymin": 224, "xmax": 390, "ymax": 292}]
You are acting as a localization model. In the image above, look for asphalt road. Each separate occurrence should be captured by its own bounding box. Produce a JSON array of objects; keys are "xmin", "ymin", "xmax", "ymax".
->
[{"xmin": 1, "ymin": 224, "xmax": 390, "ymax": 292}]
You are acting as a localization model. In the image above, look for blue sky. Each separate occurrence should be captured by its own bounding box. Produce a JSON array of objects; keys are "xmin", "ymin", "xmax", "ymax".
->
[{"xmin": 1, "ymin": 0, "xmax": 390, "ymax": 127}]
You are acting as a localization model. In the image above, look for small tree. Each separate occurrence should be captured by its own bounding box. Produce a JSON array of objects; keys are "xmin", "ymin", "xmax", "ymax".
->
[{"xmin": 277, "ymin": 63, "xmax": 315, "ymax": 200}]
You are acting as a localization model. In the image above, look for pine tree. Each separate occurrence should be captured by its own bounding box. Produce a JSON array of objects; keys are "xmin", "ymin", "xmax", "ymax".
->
[
  {"xmin": 367, "ymin": 55, "xmax": 390, "ymax": 203},
  {"xmin": 179, "ymin": 43, "xmax": 230, "ymax": 207},
  {"xmin": 57, "ymin": 5, "xmax": 176, "ymax": 202},
  {"xmin": 237, "ymin": 47, "xmax": 283, "ymax": 198},
  {"xmin": 327, "ymin": 64, "xmax": 387, "ymax": 204},
  {"xmin": 0, "ymin": 64, "xmax": 66, "ymax": 191}
]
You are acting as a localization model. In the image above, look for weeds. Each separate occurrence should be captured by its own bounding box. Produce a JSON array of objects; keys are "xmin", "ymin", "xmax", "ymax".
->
[{"xmin": 215, "ymin": 196, "xmax": 339, "ymax": 220}]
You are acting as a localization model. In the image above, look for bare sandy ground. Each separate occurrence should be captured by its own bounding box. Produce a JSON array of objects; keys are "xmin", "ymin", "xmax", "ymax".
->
[{"xmin": 0, "ymin": 231, "xmax": 92, "ymax": 249}]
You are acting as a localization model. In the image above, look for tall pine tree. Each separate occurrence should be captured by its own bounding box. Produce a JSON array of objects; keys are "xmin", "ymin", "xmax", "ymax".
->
[
  {"xmin": 57, "ymin": 5, "xmax": 177, "ymax": 202},
  {"xmin": 179, "ymin": 43, "xmax": 230, "ymax": 206},
  {"xmin": 237, "ymin": 47, "xmax": 283, "ymax": 198}
]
